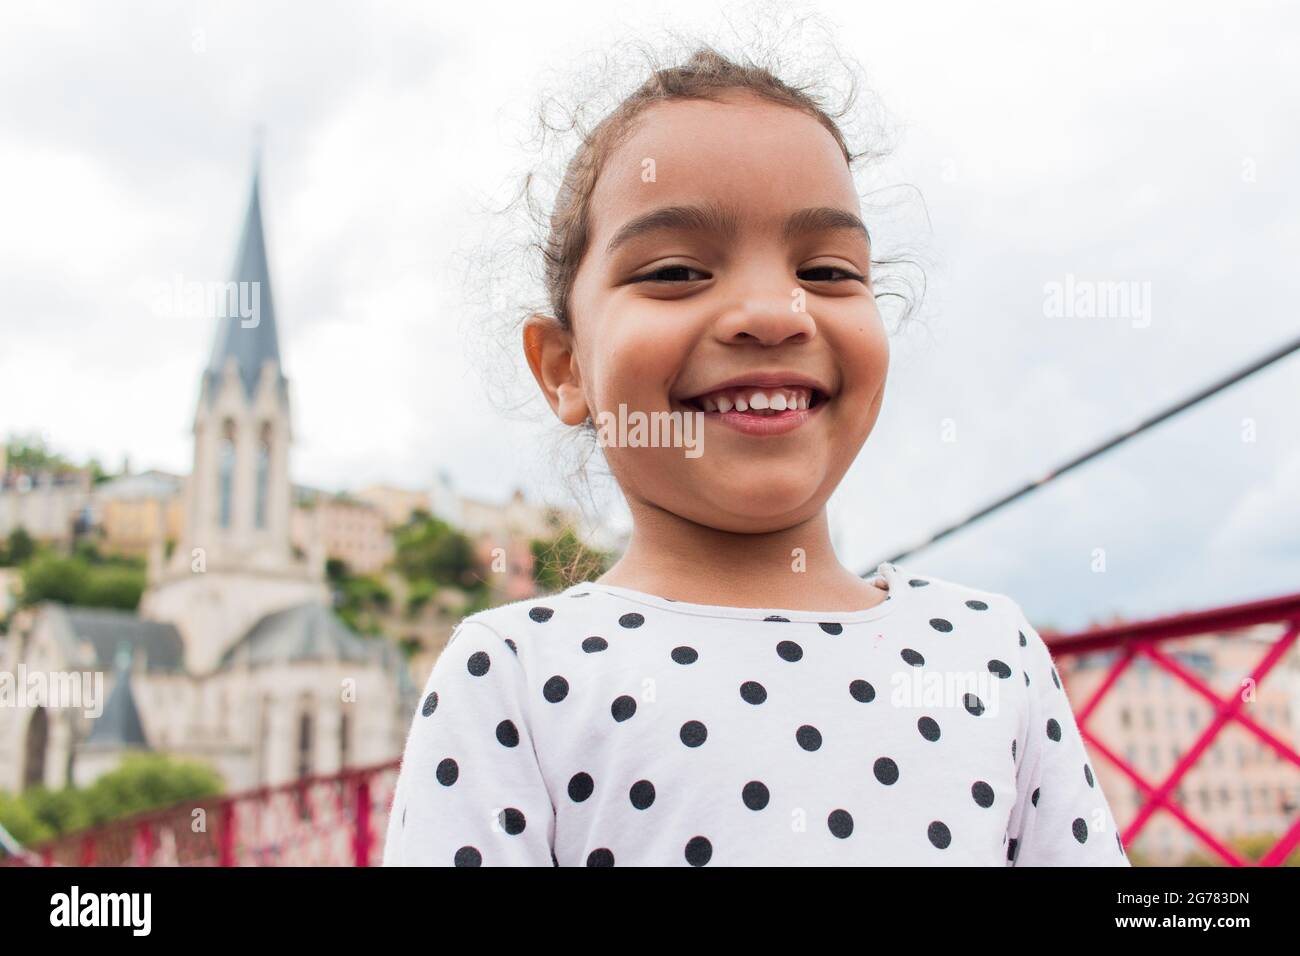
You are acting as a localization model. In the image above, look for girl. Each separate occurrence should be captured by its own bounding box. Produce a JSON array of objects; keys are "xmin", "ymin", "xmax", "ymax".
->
[{"xmin": 383, "ymin": 47, "xmax": 1129, "ymax": 866}]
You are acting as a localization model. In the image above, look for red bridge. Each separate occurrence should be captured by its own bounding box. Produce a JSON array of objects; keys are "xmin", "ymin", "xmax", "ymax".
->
[{"xmin": 6, "ymin": 590, "xmax": 1299, "ymax": 866}]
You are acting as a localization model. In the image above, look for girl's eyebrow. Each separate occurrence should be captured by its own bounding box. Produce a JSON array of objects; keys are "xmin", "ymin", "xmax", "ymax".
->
[{"xmin": 604, "ymin": 202, "xmax": 869, "ymax": 255}]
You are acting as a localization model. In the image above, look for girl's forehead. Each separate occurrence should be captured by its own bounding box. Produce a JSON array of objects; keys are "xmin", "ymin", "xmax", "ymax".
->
[{"xmin": 589, "ymin": 96, "xmax": 859, "ymax": 243}]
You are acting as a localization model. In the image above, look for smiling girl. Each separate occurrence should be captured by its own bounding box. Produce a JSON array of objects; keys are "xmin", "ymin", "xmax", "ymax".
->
[{"xmin": 383, "ymin": 46, "xmax": 1129, "ymax": 867}]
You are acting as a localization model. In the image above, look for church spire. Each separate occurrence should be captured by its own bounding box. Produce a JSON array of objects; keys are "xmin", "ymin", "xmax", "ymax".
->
[{"xmin": 206, "ymin": 149, "xmax": 282, "ymax": 399}]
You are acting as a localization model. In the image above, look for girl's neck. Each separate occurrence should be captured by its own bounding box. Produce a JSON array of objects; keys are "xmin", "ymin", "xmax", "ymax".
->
[{"xmin": 596, "ymin": 502, "xmax": 887, "ymax": 612}]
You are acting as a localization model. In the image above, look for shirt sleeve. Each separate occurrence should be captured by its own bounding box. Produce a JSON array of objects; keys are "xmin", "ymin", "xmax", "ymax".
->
[
  {"xmin": 382, "ymin": 619, "xmax": 556, "ymax": 866},
  {"xmin": 1006, "ymin": 607, "xmax": 1130, "ymax": 866}
]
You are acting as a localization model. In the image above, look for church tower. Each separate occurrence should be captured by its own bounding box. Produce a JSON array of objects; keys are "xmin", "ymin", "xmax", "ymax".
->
[{"xmin": 141, "ymin": 157, "xmax": 327, "ymax": 674}]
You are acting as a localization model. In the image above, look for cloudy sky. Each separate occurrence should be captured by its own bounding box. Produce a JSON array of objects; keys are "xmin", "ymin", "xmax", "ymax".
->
[{"xmin": 2, "ymin": 0, "xmax": 1297, "ymax": 630}]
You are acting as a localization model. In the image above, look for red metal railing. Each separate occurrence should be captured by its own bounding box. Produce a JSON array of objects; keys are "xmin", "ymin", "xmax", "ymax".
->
[
  {"xmin": 1047, "ymin": 591, "xmax": 1300, "ymax": 867},
  {"xmin": 5, "ymin": 591, "xmax": 1298, "ymax": 866},
  {"xmin": 2, "ymin": 762, "xmax": 399, "ymax": 867}
]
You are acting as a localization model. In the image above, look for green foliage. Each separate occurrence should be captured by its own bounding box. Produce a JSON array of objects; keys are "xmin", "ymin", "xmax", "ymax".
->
[
  {"xmin": 405, "ymin": 578, "xmax": 436, "ymax": 618},
  {"xmin": 20, "ymin": 553, "xmax": 145, "ymax": 611},
  {"xmin": 393, "ymin": 514, "xmax": 484, "ymax": 589},
  {"xmin": 531, "ymin": 528, "xmax": 612, "ymax": 592},
  {"xmin": 3, "ymin": 434, "xmax": 75, "ymax": 475},
  {"xmin": 3, "ymin": 527, "xmax": 35, "ymax": 566},
  {"xmin": 0, "ymin": 754, "xmax": 224, "ymax": 850}
]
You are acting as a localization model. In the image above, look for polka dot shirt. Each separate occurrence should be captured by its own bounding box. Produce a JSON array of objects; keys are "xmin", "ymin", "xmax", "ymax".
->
[{"xmin": 383, "ymin": 562, "xmax": 1130, "ymax": 866}]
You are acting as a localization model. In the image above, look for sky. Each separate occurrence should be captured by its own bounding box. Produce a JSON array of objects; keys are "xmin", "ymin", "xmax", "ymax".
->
[{"xmin": 2, "ymin": 0, "xmax": 1297, "ymax": 631}]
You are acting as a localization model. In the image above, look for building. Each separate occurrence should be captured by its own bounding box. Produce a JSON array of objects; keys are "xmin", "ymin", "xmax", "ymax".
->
[
  {"xmin": 354, "ymin": 484, "xmax": 431, "ymax": 529},
  {"xmin": 291, "ymin": 489, "xmax": 394, "ymax": 575},
  {"xmin": 94, "ymin": 470, "xmax": 185, "ymax": 558},
  {"xmin": 0, "ymin": 160, "xmax": 416, "ymax": 797}
]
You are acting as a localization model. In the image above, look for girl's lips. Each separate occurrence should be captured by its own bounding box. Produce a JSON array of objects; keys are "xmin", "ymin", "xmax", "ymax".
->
[{"xmin": 698, "ymin": 397, "xmax": 827, "ymax": 436}]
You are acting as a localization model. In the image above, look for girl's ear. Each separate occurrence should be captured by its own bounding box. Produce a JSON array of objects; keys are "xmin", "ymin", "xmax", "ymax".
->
[{"xmin": 523, "ymin": 313, "xmax": 590, "ymax": 426}]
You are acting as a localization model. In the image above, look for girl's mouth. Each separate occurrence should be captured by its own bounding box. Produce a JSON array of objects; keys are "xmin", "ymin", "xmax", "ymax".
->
[{"xmin": 680, "ymin": 384, "xmax": 830, "ymax": 437}]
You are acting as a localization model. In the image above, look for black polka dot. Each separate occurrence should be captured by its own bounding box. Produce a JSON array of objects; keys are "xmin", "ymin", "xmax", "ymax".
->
[
  {"xmin": 499, "ymin": 807, "xmax": 526, "ymax": 835},
  {"xmin": 570, "ymin": 591, "xmax": 589, "ymax": 598},
  {"xmin": 582, "ymin": 636, "xmax": 608, "ymax": 653},
  {"xmin": 796, "ymin": 724, "xmax": 822, "ymax": 751},
  {"xmin": 1031, "ymin": 787, "xmax": 1040, "ymax": 806},
  {"xmin": 611, "ymin": 695, "xmax": 637, "ymax": 722},
  {"xmin": 629, "ymin": 779, "xmax": 656, "ymax": 809},
  {"xmin": 436, "ymin": 758, "xmax": 458, "ymax": 786},
  {"xmin": 1084, "ymin": 764, "xmax": 1094, "ymax": 787},
  {"xmin": 742, "ymin": 781, "xmax": 769, "ymax": 810},
  {"xmin": 971, "ymin": 781, "xmax": 994, "ymax": 807},
  {"xmin": 909, "ymin": 578, "xmax": 930, "ymax": 588},
  {"xmin": 849, "ymin": 679, "xmax": 875, "ymax": 703},
  {"xmin": 467, "ymin": 651, "xmax": 490, "ymax": 676},
  {"xmin": 421, "ymin": 691, "xmax": 438, "ymax": 717},
  {"xmin": 402, "ymin": 806, "xmax": 406, "ymax": 828},
  {"xmin": 764, "ymin": 615, "xmax": 790, "ymax": 622},
  {"xmin": 819, "ymin": 622, "xmax": 843, "ymax": 635},
  {"xmin": 918, "ymin": 716, "xmax": 941, "ymax": 741},
  {"xmin": 685, "ymin": 836, "xmax": 712, "ymax": 866},
  {"xmin": 543, "ymin": 675, "xmax": 569, "ymax": 703},
  {"xmin": 1012, "ymin": 738, "xmax": 1017, "ymax": 760},
  {"xmin": 680, "ymin": 720, "xmax": 708, "ymax": 747},
  {"xmin": 671, "ymin": 646, "xmax": 698, "ymax": 664},
  {"xmin": 586, "ymin": 848, "xmax": 614, "ymax": 866},
  {"xmin": 901, "ymin": 648, "xmax": 925, "ymax": 667},
  {"xmin": 1116, "ymin": 832, "xmax": 1124, "ymax": 854},
  {"xmin": 927, "ymin": 821, "xmax": 952, "ymax": 849},
  {"xmin": 505, "ymin": 638, "xmax": 517, "ymax": 654},
  {"xmin": 453, "ymin": 846, "xmax": 482, "ymax": 867},
  {"xmin": 1024, "ymin": 671, "xmax": 1030, "ymax": 686},
  {"xmin": 873, "ymin": 756, "xmax": 899, "ymax": 785},
  {"xmin": 964, "ymin": 693, "xmax": 985, "ymax": 716},
  {"xmin": 529, "ymin": 606, "xmax": 554, "ymax": 623},
  {"xmin": 929, "ymin": 618, "xmax": 953, "ymax": 633},
  {"xmin": 1072, "ymin": 818, "xmax": 1088, "ymax": 843},
  {"xmin": 1051, "ymin": 666, "xmax": 1061, "ymax": 689},
  {"xmin": 776, "ymin": 640, "xmax": 803, "ymax": 662},
  {"xmin": 740, "ymin": 681, "xmax": 767, "ymax": 705},
  {"xmin": 496, "ymin": 719, "xmax": 519, "ymax": 747},
  {"xmin": 965, "ymin": 599, "xmax": 988, "ymax": 611},
  {"xmin": 619, "ymin": 612, "xmax": 644, "ymax": 629},
  {"xmin": 988, "ymin": 659, "xmax": 1011, "ymax": 679},
  {"xmin": 568, "ymin": 772, "xmax": 594, "ymax": 802},
  {"xmin": 1018, "ymin": 630, "xmax": 1027, "ymax": 646},
  {"xmin": 828, "ymin": 809, "xmax": 854, "ymax": 838},
  {"xmin": 1007, "ymin": 838, "xmax": 1019, "ymax": 862},
  {"xmin": 1046, "ymin": 718, "xmax": 1062, "ymax": 741}
]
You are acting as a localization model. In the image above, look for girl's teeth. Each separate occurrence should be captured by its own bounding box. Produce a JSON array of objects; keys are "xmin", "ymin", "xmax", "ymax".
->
[{"xmin": 690, "ymin": 386, "xmax": 817, "ymax": 414}]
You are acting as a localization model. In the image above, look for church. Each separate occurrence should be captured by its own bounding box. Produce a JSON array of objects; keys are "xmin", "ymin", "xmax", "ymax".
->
[{"xmin": 0, "ymin": 162, "xmax": 418, "ymax": 795}]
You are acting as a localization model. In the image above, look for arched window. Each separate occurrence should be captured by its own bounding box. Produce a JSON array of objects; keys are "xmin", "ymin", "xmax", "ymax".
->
[
  {"xmin": 23, "ymin": 707, "xmax": 48, "ymax": 789},
  {"xmin": 218, "ymin": 420, "xmax": 236, "ymax": 529},
  {"xmin": 296, "ymin": 701, "xmax": 314, "ymax": 780},
  {"xmin": 254, "ymin": 423, "xmax": 271, "ymax": 529}
]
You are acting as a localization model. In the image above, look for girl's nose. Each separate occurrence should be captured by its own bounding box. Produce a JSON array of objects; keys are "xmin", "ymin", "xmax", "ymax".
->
[{"xmin": 712, "ymin": 289, "xmax": 818, "ymax": 347}]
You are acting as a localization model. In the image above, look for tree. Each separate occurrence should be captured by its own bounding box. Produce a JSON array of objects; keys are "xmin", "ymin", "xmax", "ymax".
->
[
  {"xmin": 393, "ymin": 514, "xmax": 484, "ymax": 589},
  {"xmin": 6, "ymin": 527, "xmax": 35, "ymax": 565}
]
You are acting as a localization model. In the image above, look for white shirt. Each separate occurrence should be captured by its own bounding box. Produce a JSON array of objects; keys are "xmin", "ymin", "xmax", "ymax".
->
[{"xmin": 383, "ymin": 561, "xmax": 1130, "ymax": 866}]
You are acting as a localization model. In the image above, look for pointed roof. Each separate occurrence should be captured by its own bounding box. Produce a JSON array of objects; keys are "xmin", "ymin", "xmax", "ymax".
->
[
  {"xmin": 206, "ymin": 155, "xmax": 283, "ymax": 399},
  {"xmin": 84, "ymin": 642, "xmax": 151, "ymax": 750}
]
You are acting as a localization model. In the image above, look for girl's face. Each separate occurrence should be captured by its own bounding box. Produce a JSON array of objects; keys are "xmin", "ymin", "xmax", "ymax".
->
[{"xmin": 548, "ymin": 91, "xmax": 889, "ymax": 534}]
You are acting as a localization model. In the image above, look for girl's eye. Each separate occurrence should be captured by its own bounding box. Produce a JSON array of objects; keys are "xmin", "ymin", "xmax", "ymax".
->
[
  {"xmin": 798, "ymin": 265, "xmax": 867, "ymax": 283},
  {"xmin": 630, "ymin": 264, "xmax": 710, "ymax": 283}
]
